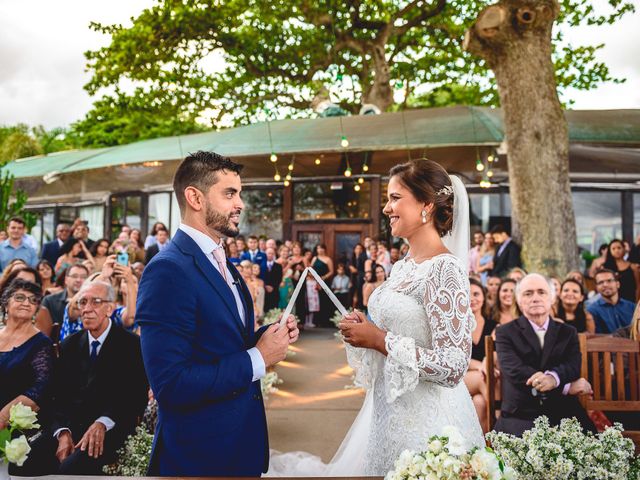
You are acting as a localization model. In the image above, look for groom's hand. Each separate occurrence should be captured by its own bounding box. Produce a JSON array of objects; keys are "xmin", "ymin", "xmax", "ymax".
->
[
  {"xmin": 256, "ymin": 323, "xmax": 290, "ymax": 367},
  {"xmin": 284, "ymin": 315, "xmax": 299, "ymax": 344}
]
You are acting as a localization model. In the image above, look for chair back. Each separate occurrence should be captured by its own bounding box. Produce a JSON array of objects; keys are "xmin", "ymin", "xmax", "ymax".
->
[
  {"xmin": 50, "ymin": 322, "xmax": 62, "ymax": 357},
  {"xmin": 485, "ymin": 335, "xmax": 497, "ymax": 432}
]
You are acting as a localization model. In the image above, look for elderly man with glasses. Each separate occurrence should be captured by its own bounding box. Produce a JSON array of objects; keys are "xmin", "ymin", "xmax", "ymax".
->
[
  {"xmin": 50, "ymin": 280, "xmax": 148, "ymax": 475},
  {"xmin": 587, "ymin": 268, "xmax": 636, "ymax": 333}
]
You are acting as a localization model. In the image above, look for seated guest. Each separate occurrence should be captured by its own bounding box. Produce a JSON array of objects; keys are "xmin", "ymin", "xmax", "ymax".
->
[
  {"xmin": 587, "ymin": 269, "xmax": 636, "ymax": 333},
  {"xmin": 494, "ymin": 273, "xmax": 596, "ymax": 437},
  {"xmin": 0, "ymin": 279, "xmax": 54, "ymax": 476},
  {"xmin": 52, "ymin": 281, "xmax": 148, "ymax": 475},
  {"xmin": 491, "ymin": 278, "xmax": 517, "ymax": 326},
  {"xmin": 55, "ymin": 238, "xmax": 94, "ymax": 276},
  {"xmin": 37, "ymin": 260, "xmax": 61, "ymax": 295},
  {"xmin": 556, "ymin": 278, "xmax": 595, "ymax": 333},
  {"xmin": 463, "ymin": 278, "xmax": 496, "ymax": 432},
  {"xmin": 35, "ymin": 264, "xmax": 89, "ymax": 338},
  {"xmin": 89, "ymin": 238, "xmax": 111, "ymax": 273},
  {"xmin": 0, "ymin": 267, "xmax": 42, "ymax": 300}
]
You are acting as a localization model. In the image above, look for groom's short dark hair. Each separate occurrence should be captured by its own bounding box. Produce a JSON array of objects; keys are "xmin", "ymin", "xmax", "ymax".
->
[{"xmin": 173, "ymin": 151, "xmax": 244, "ymax": 214}]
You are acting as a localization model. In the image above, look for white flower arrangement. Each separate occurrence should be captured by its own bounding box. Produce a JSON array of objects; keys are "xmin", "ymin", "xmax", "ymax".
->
[
  {"xmin": 103, "ymin": 425, "xmax": 154, "ymax": 476},
  {"xmin": 385, "ymin": 426, "xmax": 514, "ymax": 480},
  {"xmin": 487, "ymin": 416, "xmax": 640, "ymax": 480},
  {"xmin": 261, "ymin": 371, "xmax": 283, "ymax": 399},
  {"xmin": 0, "ymin": 403, "xmax": 39, "ymax": 467},
  {"xmin": 330, "ymin": 308, "xmax": 352, "ymax": 327},
  {"xmin": 262, "ymin": 308, "xmax": 299, "ymax": 326}
]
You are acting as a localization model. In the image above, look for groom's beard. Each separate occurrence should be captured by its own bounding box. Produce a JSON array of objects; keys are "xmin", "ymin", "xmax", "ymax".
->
[{"xmin": 205, "ymin": 201, "xmax": 240, "ymax": 238}]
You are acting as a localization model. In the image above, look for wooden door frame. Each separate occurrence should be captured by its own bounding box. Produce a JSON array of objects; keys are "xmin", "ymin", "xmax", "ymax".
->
[{"xmin": 291, "ymin": 222, "xmax": 370, "ymax": 260}]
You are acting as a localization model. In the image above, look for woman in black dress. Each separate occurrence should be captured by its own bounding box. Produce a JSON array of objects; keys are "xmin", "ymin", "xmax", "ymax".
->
[
  {"xmin": 0, "ymin": 279, "xmax": 54, "ymax": 475},
  {"xmin": 556, "ymin": 278, "xmax": 595, "ymax": 333}
]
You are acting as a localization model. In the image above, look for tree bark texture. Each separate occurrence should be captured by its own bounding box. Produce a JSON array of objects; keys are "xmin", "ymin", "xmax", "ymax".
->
[{"xmin": 465, "ymin": 0, "xmax": 579, "ymax": 276}]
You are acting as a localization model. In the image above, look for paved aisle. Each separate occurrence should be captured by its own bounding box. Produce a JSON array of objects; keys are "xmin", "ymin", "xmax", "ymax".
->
[{"xmin": 266, "ymin": 328, "xmax": 365, "ymax": 462}]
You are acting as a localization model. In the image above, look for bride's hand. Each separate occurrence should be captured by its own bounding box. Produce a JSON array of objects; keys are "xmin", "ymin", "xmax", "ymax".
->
[
  {"xmin": 342, "ymin": 309, "xmax": 366, "ymax": 324},
  {"xmin": 338, "ymin": 320, "xmax": 387, "ymax": 354}
]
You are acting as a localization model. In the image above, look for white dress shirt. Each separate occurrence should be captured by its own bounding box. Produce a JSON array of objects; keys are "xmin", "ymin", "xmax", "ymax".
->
[{"xmin": 179, "ymin": 224, "xmax": 265, "ymax": 381}]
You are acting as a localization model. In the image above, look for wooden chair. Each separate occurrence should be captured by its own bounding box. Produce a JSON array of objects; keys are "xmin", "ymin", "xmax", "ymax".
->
[
  {"xmin": 578, "ymin": 333, "xmax": 640, "ymax": 451},
  {"xmin": 50, "ymin": 322, "xmax": 61, "ymax": 357},
  {"xmin": 484, "ymin": 335, "xmax": 498, "ymax": 433}
]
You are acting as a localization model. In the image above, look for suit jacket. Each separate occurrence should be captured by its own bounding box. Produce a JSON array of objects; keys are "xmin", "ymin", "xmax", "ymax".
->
[
  {"xmin": 136, "ymin": 229, "xmax": 269, "ymax": 477},
  {"xmin": 41, "ymin": 239, "xmax": 62, "ymax": 266},
  {"xmin": 492, "ymin": 239, "xmax": 522, "ymax": 278},
  {"xmin": 52, "ymin": 324, "xmax": 148, "ymax": 451},
  {"xmin": 263, "ymin": 261, "xmax": 282, "ymax": 312},
  {"xmin": 240, "ymin": 250, "xmax": 267, "ymax": 278},
  {"xmin": 495, "ymin": 316, "xmax": 593, "ymax": 435}
]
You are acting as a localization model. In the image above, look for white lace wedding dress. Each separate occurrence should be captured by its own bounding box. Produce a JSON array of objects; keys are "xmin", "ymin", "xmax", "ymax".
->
[{"xmin": 267, "ymin": 254, "xmax": 485, "ymax": 477}]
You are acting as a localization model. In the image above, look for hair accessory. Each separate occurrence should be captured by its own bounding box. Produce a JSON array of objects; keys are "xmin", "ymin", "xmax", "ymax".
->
[
  {"xmin": 436, "ymin": 184, "xmax": 454, "ymax": 196},
  {"xmin": 421, "ymin": 210, "xmax": 428, "ymax": 224}
]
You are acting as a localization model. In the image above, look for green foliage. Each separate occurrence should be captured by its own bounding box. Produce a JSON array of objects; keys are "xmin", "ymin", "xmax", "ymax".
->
[
  {"xmin": 0, "ymin": 131, "xmax": 42, "ymax": 163},
  {"xmin": 0, "ymin": 170, "xmax": 32, "ymax": 232},
  {"xmin": 80, "ymin": 0, "xmax": 634, "ymax": 134}
]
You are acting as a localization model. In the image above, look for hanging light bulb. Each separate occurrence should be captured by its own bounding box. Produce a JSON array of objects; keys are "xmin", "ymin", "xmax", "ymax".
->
[
  {"xmin": 314, "ymin": 157, "xmax": 321, "ymax": 165},
  {"xmin": 476, "ymin": 159, "xmax": 485, "ymax": 172},
  {"xmin": 362, "ymin": 163, "xmax": 369, "ymax": 172},
  {"xmin": 274, "ymin": 172, "xmax": 281, "ymax": 181},
  {"xmin": 344, "ymin": 167, "xmax": 352, "ymax": 177},
  {"xmin": 358, "ymin": 177, "xmax": 364, "ymax": 184},
  {"xmin": 341, "ymin": 135, "xmax": 349, "ymax": 148},
  {"xmin": 288, "ymin": 163, "xmax": 294, "ymax": 171},
  {"xmin": 284, "ymin": 180, "xmax": 290, "ymax": 187},
  {"xmin": 487, "ymin": 154, "xmax": 495, "ymax": 163},
  {"xmin": 354, "ymin": 184, "xmax": 361, "ymax": 192},
  {"xmin": 270, "ymin": 153, "xmax": 278, "ymax": 163},
  {"xmin": 285, "ymin": 173, "xmax": 292, "ymax": 181},
  {"xmin": 487, "ymin": 170, "xmax": 494, "ymax": 178}
]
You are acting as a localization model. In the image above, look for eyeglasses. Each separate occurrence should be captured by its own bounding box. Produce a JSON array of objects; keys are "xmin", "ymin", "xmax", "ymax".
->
[
  {"xmin": 12, "ymin": 293, "xmax": 38, "ymax": 305},
  {"xmin": 76, "ymin": 297, "xmax": 110, "ymax": 308}
]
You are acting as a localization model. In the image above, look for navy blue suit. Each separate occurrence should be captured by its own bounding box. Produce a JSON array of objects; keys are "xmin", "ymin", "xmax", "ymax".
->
[
  {"xmin": 240, "ymin": 249, "xmax": 267, "ymax": 277},
  {"xmin": 136, "ymin": 230, "xmax": 269, "ymax": 476},
  {"xmin": 41, "ymin": 239, "xmax": 62, "ymax": 266}
]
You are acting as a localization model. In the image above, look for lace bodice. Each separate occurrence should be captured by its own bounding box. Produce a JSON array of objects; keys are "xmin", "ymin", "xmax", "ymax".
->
[{"xmin": 345, "ymin": 254, "xmax": 484, "ymax": 475}]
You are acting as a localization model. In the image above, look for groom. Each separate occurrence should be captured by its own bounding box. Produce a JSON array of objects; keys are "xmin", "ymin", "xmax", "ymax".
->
[{"xmin": 136, "ymin": 151, "xmax": 299, "ymax": 476}]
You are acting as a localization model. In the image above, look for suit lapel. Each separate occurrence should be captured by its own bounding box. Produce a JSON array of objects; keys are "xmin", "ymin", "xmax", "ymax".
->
[
  {"xmin": 540, "ymin": 318, "xmax": 559, "ymax": 369},
  {"xmin": 173, "ymin": 231, "xmax": 245, "ymax": 334},
  {"xmin": 517, "ymin": 316, "xmax": 542, "ymax": 359},
  {"xmin": 227, "ymin": 260, "xmax": 255, "ymax": 342}
]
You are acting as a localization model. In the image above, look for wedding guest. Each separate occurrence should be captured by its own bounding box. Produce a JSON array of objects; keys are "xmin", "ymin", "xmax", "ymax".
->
[
  {"xmin": 37, "ymin": 260, "xmax": 61, "ymax": 295},
  {"xmin": 494, "ymin": 274, "xmax": 596, "ymax": 436},
  {"xmin": 468, "ymin": 231, "xmax": 484, "ymax": 275},
  {"xmin": 389, "ymin": 245, "xmax": 400, "ymax": 265},
  {"xmin": 463, "ymin": 278, "xmax": 496, "ymax": 431},
  {"xmin": 491, "ymin": 278, "xmax": 517, "ymax": 326},
  {"xmin": 485, "ymin": 275, "xmax": 501, "ymax": 308},
  {"xmin": 71, "ymin": 221, "xmax": 95, "ymax": 252},
  {"xmin": 235, "ymin": 235, "xmax": 247, "ymax": 255},
  {"xmin": 549, "ymin": 276, "xmax": 562, "ymax": 315},
  {"xmin": 0, "ymin": 217, "xmax": 38, "ymax": 270},
  {"xmin": 0, "ymin": 279, "xmax": 54, "ymax": 476},
  {"xmin": 349, "ymin": 243, "xmax": 367, "ymax": 309},
  {"xmin": 52, "ymin": 281, "xmax": 148, "ymax": 475},
  {"xmin": 89, "ymin": 239, "xmax": 111, "ymax": 273},
  {"xmin": 363, "ymin": 264, "xmax": 386, "ymax": 308},
  {"xmin": 55, "ymin": 238, "xmax": 94, "ymax": 276},
  {"xmin": 476, "ymin": 232, "xmax": 496, "ymax": 285},
  {"xmin": 264, "ymin": 247, "xmax": 282, "ymax": 313},
  {"xmin": 364, "ymin": 243, "xmax": 378, "ymax": 277},
  {"xmin": 376, "ymin": 241, "xmax": 392, "ymax": 275},
  {"xmin": 258, "ymin": 237, "xmax": 267, "ymax": 253},
  {"xmin": 35, "ymin": 264, "xmax": 89, "ymax": 338},
  {"xmin": 276, "ymin": 244, "xmax": 290, "ymax": 269},
  {"xmin": 588, "ymin": 243, "xmax": 609, "ymax": 278},
  {"xmin": 0, "ymin": 231, "xmax": 6, "ymax": 242},
  {"xmin": 312, "ymin": 244, "xmax": 334, "ymax": 326},
  {"xmin": 240, "ymin": 236, "xmax": 267, "ymax": 277},
  {"xmin": 1, "ymin": 258, "xmax": 27, "ymax": 282},
  {"xmin": 128, "ymin": 229, "xmax": 146, "ymax": 264},
  {"xmin": 226, "ymin": 237, "xmax": 241, "ymax": 266},
  {"xmin": 507, "ymin": 267, "xmax": 527, "ymax": 283},
  {"xmin": 399, "ymin": 242, "xmax": 409, "ymax": 259},
  {"xmin": 41, "ymin": 223, "xmax": 71, "ymax": 267},
  {"xmin": 566, "ymin": 270, "xmax": 589, "ymax": 293},
  {"xmin": 266, "ymin": 238, "xmax": 277, "ymax": 252},
  {"xmin": 302, "ymin": 248, "xmax": 313, "ymax": 268},
  {"xmin": 587, "ymin": 269, "xmax": 636, "ymax": 333},
  {"xmin": 331, "ymin": 263, "xmax": 352, "ymax": 310},
  {"xmin": 629, "ymin": 234, "xmax": 640, "ymax": 265},
  {"xmin": 144, "ymin": 222, "xmax": 168, "ymax": 249},
  {"xmin": 144, "ymin": 228, "xmax": 170, "ymax": 264},
  {"xmin": 0, "ymin": 268, "xmax": 42, "ymax": 303},
  {"xmin": 131, "ymin": 262, "xmax": 145, "ymax": 280},
  {"xmin": 278, "ymin": 258, "xmax": 294, "ymax": 310},
  {"xmin": 490, "ymin": 225, "xmax": 522, "ymax": 278},
  {"xmin": 289, "ymin": 242, "xmax": 304, "ymax": 268},
  {"xmin": 556, "ymin": 278, "xmax": 595, "ymax": 333},
  {"xmin": 603, "ymin": 239, "xmax": 640, "ymax": 302}
]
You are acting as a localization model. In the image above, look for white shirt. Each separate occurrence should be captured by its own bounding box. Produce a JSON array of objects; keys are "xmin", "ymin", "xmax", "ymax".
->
[{"xmin": 179, "ymin": 224, "xmax": 265, "ymax": 381}]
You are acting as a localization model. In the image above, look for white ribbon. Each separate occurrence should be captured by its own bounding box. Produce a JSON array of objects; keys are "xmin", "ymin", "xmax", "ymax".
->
[{"xmin": 280, "ymin": 267, "xmax": 349, "ymax": 325}]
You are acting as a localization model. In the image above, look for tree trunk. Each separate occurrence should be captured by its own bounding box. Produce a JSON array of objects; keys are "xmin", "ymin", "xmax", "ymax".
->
[
  {"xmin": 464, "ymin": 0, "xmax": 579, "ymax": 276},
  {"xmin": 363, "ymin": 43, "xmax": 394, "ymax": 111}
]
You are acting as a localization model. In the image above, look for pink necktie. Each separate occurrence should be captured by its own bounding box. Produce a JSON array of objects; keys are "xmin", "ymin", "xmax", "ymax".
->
[{"xmin": 212, "ymin": 248, "xmax": 228, "ymax": 282}]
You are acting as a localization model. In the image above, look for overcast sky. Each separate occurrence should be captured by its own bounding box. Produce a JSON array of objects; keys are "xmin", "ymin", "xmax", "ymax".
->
[{"xmin": 0, "ymin": 0, "xmax": 638, "ymax": 130}]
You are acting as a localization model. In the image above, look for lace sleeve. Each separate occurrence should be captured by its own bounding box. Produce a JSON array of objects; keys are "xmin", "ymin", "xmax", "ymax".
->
[
  {"xmin": 383, "ymin": 257, "xmax": 473, "ymax": 402},
  {"xmin": 344, "ymin": 343, "xmax": 377, "ymax": 389},
  {"xmin": 23, "ymin": 342, "xmax": 54, "ymax": 405}
]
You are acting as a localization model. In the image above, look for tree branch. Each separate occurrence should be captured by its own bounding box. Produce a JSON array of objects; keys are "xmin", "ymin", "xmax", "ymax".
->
[{"xmin": 392, "ymin": 0, "xmax": 448, "ymax": 37}]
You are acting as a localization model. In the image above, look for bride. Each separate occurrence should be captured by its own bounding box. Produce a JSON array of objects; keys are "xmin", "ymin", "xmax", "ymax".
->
[{"xmin": 268, "ymin": 159, "xmax": 484, "ymax": 477}]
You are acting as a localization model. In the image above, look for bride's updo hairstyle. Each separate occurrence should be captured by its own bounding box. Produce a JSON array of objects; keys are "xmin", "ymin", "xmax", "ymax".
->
[{"xmin": 389, "ymin": 159, "xmax": 454, "ymax": 237}]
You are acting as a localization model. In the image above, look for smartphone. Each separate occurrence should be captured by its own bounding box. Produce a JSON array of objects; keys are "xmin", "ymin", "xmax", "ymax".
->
[{"xmin": 116, "ymin": 251, "xmax": 129, "ymax": 266}]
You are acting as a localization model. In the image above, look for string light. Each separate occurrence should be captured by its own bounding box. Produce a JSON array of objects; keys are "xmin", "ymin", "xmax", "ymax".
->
[
  {"xmin": 475, "ymin": 159, "xmax": 485, "ymax": 172},
  {"xmin": 270, "ymin": 153, "xmax": 278, "ymax": 163},
  {"xmin": 480, "ymin": 178, "xmax": 491, "ymax": 188},
  {"xmin": 358, "ymin": 177, "xmax": 364, "ymax": 184},
  {"xmin": 284, "ymin": 180, "xmax": 290, "ymax": 187},
  {"xmin": 344, "ymin": 167, "xmax": 352, "ymax": 177},
  {"xmin": 274, "ymin": 172, "xmax": 281, "ymax": 181},
  {"xmin": 288, "ymin": 163, "xmax": 294, "ymax": 171},
  {"xmin": 487, "ymin": 154, "xmax": 495, "ymax": 163},
  {"xmin": 354, "ymin": 184, "xmax": 361, "ymax": 192},
  {"xmin": 487, "ymin": 170, "xmax": 494, "ymax": 178},
  {"xmin": 341, "ymin": 135, "xmax": 349, "ymax": 148},
  {"xmin": 315, "ymin": 157, "xmax": 321, "ymax": 165},
  {"xmin": 285, "ymin": 173, "xmax": 292, "ymax": 181},
  {"xmin": 362, "ymin": 163, "xmax": 369, "ymax": 172}
]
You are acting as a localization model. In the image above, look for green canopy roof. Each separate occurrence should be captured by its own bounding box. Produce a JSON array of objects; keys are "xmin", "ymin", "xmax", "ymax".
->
[{"xmin": 5, "ymin": 106, "xmax": 640, "ymax": 180}]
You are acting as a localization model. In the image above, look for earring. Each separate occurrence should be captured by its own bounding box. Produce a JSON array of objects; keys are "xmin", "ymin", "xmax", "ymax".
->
[{"xmin": 421, "ymin": 210, "xmax": 428, "ymax": 224}]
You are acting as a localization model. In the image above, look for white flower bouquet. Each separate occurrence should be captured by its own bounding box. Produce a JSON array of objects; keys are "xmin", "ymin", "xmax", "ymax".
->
[
  {"xmin": 103, "ymin": 425, "xmax": 154, "ymax": 476},
  {"xmin": 487, "ymin": 416, "xmax": 640, "ymax": 480},
  {"xmin": 261, "ymin": 371, "xmax": 283, "ymax": 399},
  {"xmin": 0, "ymin": 403, "xmax": 39, "ymax": 467},
  {"xmin": 386, "ymin": 426, "xmax": 515, "ymax": 480},
  {"xmin": 262, "ymin": 308, "xmax": 299, "ymax": 326}
]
